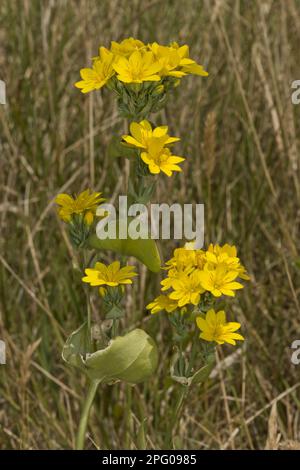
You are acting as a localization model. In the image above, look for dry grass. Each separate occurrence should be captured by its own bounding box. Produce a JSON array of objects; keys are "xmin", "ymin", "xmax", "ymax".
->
[{"xmin": 1, "ymin": 0, "xmax": 300, "ymax": 450}]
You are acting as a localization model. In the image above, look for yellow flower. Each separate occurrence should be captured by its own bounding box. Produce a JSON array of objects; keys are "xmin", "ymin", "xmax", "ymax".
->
[
  {"xmin": 110, "ymin": 38, "xmax": 145, "ymax": 58},
  {"xmin": 166, "ymin": 243, "xmax": 206, "ymax": 271},
  {"xmin": 165, "ymin": 246, "xmax": 197, "ymax": 271},
  {"xmin": 148, "ymin": 42, "xmax": 186, "ymax": 78},
  {"xmin": 82, "ymin": 261, "xmax": 137, "ymax": 288},
  {"xmin": 198, "ymin": 266, "xmax": 244, "ymax": 297},
  {"xmin": 180, "ymin": 61, "xmax": 209, "ymax": 77},
  {"xmin": 55, "ymin": 190, "xmax": 105, "ymax": 223},
  {"xmin": 141, "ymin": 136, "xmax": 185, "ymax": 176},
  {"xmin": 83, "ymin": 211, "xmax": 94, "ymax": 226},
  {"xmin": 75, "ymin": 47, "xmax": 115, "ymax": 93},
  {"xmin": 169, "ymin": 42, "xmax": 189, "ymax": 58},
  {"xmin": 160, "ymin": 265, "xmax": 193, "ymax": 291},
  {"xmin": 113, "ymin": 50, "xmax": 161, "ymax": 84},
  {"xmin": 149, "ymin": 42, "xmax": 208, "ymax": 79},
  {"xmin": 146, "ymin": 295, "xmax": 178, "ymax": 314},
  {"xmin": 162, "ymin": 246, "xmax": 199, "ymax": 291},
  {"xmin": 169, "ymin": 271, "xmax": 204, "ymax": 307},
  {"xmin": 196, "ymin": 309, "xmax": 244, "ymax": 345},
  {"xmin": 170, "ymin": 42, "xmax": 209, "ymax": 77},
  {"xmin": 205, "ymin": 244, "xmax": 250, "ymax": 280},
  {"xmin": 122, "ymin": 120, "xmax": 183, "ymax": 176},
  {"xmin": 122, "ymin": 120, "xmax": 180, "ymax": 150},
  {"xmin": 208, "ymin": 243, "xmax": 238, "ymax": 258}
]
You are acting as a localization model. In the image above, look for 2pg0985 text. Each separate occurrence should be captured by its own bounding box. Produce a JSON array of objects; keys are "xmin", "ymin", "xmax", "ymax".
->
[{"xmin": 146, "ymin": 454, "xmax": 197, "ymax": 465}]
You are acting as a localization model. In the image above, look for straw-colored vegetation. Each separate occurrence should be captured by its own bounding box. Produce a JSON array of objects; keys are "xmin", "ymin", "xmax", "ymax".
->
[{"xmin": 1, "ymin": 0, "xmax": 300, "ymax": 450}]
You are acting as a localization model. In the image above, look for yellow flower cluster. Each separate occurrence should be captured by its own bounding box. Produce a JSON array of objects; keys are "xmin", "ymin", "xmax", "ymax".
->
[
  {"xmin": 122, "ymin": 120, "xmax": 184, "ymax": 176},
  {"xmin": 75, "ymin": 37, "xmax": 208, "ymax": 93},
  {"xmin": 147, "ymin": 242, "xmax": 249, "ymax": 346}
]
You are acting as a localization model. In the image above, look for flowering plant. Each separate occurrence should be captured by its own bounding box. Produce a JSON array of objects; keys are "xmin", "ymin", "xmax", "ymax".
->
[{"xmin": 54, "ymin": 37, "xmax": 248, "ymax": 449}]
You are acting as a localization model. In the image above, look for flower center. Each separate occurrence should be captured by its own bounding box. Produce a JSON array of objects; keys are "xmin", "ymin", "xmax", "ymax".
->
[
  {"xmin": 212, "ymin": 325, "xmax": 223, "ymax": 340},
  {"xmin": 154, "ymin": 148, "xmax": 170, "ymax": 165},
  {"xmin": 130, "ymin": 64, "xmax": 142, "ymax": 80}
]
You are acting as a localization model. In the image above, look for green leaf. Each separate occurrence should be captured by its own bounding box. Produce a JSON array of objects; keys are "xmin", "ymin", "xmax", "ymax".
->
[
  {"xmin": 189, "ymin": 357, "xmax": 215, "ymax": 385},
  {"xmin": 62, "ymin": 327, "xmax": 159, "ymax": 385},
  {"xmin": 62, "ymin": 322, "xmax": 90, "ymax": 370},
  {"xmin": 170, "ymin": 351, "xmax": 215, "ymax": 387},
  {"xmin": 88, "ymin": 229, "xmax": 161, "ymax": 273},
  {"xmin": 107, "ymin": 136, "xmax": 137, "ymax": 160},
  {"xmin": 170, "ymin": 352, "xmax": 189, "ymax": 386},
  {"xmin": 86, "ymin": 329, "xmax": 158, "ymax": 383},
  {"xmin": 105, "ymin": 304, "xmax": 123, "ymax": 320}
]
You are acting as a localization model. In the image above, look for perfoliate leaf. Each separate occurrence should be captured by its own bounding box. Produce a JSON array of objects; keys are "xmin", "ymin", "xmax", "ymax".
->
[
  {"xmin": 105, "ymin": 304, "xmax": 123, "ymax": 320},
  {"xmin": 88, "ymin": 226, "xmax": 161, "ymax": 273},
  {"xmin": 62, "ymin": 322, "xmax": 90, "ymax": 370},
  {"xmin": 62, "ymin": 327, "xmax": 159, "ymax": 385},
  {"xmin": 86, "ymin": 329, "xmax": 158, "ymax": 383}
]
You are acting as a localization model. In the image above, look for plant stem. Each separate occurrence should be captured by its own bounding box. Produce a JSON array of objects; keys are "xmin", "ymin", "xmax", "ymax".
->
[
  {"xmin": 186, "ymin": 333, "xmax": 199, "ymax": 376},
  {"xmin": 75, "ymin": 380, "xmax": 100, "ymax": 450},
  {"xmin": 166, "ymin": 384, "xmax": 188, "ymax": 449},
  {"xmin": 112, "ymin": 318, "xmax": 119, "ymax": 337},
  {"xmin": 83, "ymin": 250, "xmax": 92, "ymax": 345},
  {"xmin": 166, "ymin": 333, "xmax": 198, "ymax": 448}
]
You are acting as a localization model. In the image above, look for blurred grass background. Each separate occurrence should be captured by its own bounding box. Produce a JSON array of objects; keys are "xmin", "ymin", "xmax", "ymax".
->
[{"xmin": 1, "ymin": 0, "xmax": 300, "ymax": 450}]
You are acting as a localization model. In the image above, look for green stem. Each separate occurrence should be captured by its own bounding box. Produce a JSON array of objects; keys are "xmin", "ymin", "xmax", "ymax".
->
[
  {"xmin": 75, "ymin": 380, "xmax": 100, "ymax": 450},
  {"xmin": 166, "ymin": 330, "xmax": 198, "ymax": 448},
  {"xmin": 186, "ymin": 333, "xmax": 199, "ymax": 376},
  {"xmin": 83, "ymin": 250, "xmax": 92, "ymax": 345},
  {"xmin": 111, "ymin": 318, "xmax": 119, "ymax": 338},
  {"xmin": 174, "ymin": 386, "xmax": 188, "ymax": 424},
  {"xmin": 166, "ymin": 385, "xmax": 188, "ymax": 449},
  {"xmin": 86, "ymin": 295, "xmax": 91, "ymax": 339},
  {"xmin": 124, "ymin": 385, "xmax": 133, "ymax": 449}
]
